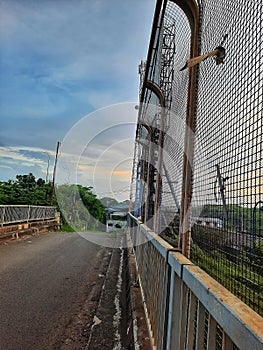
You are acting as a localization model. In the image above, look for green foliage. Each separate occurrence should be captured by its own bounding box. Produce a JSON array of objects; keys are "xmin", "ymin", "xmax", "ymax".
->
[
  {"xmin": 78, "ymin": 185, "xmax": 105, "ymax": 223},
  {"xmin": 191, "ymin": 224, "xmax": 228, "ymax": 249},
  {"xmin": 55, "ymin": 184, "xmax": 106, "ymax": 231},
  {"xmin": 191, "ymin": 243, "xmax": 263, "ymax": 316},
  {"xmin": 61, "ymin": 222, "xmax": 76, "ymax": 232},
  {"xmin": 160, "ymin": 215, "xmax": 180, "ymax": 244},
  {"xmin": 253, "ymin": 242, "xmax": 263, "ymax": 265},
  {"xmin": 0, "ymin": 174, "xmax": 106, "ymax": 232},
  {"xmin": 0, "ymin": 173, "xmax": 51, "ymax": 205},
  {"xmin": 243, "ymin": 242, "xmax": 263, "ymax": 268}
]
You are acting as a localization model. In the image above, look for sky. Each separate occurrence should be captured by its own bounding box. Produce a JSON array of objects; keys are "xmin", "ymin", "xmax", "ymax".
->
[{"xmin": 0, "ymin": 0, "xmax": 156, "ymax": 201}]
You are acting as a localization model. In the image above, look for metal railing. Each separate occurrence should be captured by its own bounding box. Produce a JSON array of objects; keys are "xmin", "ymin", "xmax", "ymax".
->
[
  {"xmin": 0, "ymin": 205, "xmax": 56, "ymax": 226},
  {"xmin": 128, "ymin": 214, "xmax": 263, "ymax": 350}
]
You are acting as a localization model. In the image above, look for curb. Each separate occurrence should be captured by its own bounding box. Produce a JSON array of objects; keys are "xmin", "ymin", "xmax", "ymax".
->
[{"xmin": 126, "ymin": 235, "xmax": 152, "ymax": 350}]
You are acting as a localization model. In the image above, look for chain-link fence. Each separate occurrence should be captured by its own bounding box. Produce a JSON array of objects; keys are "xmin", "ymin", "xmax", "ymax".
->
[{"xmin": 131, "ymin": 0, "xmax": 262, "ymax": 316}]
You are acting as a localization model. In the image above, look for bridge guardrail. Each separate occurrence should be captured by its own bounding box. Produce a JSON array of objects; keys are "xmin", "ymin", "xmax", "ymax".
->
[
  {"xmin": 131, "ymin": 0, "xmax": 262, "ymax": 315},
  {"xmin": 0, "ymin": 205, "xmax": 56, "ymax": 226},
  {"xmin": 128, "ymin": 213, "xmax": 263, "ymax": 350}
]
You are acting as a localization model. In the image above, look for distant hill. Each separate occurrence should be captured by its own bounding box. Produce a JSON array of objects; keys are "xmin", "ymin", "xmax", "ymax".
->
[
  {"xmin": 99, "ymin": 197, "xmax": 129, "ymax": 208},
  {"xmin": 99, "ymin": 197, "xmax": 119, "ymax": 208}
]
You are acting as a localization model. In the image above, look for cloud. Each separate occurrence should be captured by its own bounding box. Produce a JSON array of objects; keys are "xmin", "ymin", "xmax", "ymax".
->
[
  {"xmin": 0, "ymin": 165, "xmax": 13, "ymax": 170},
  {"xmin": 0, "ymin": 146, "xmax": 55, "ymax": 181},
  {"xmin": 0, "ymin": 0, "xmax": 156, "ymax": 198}
]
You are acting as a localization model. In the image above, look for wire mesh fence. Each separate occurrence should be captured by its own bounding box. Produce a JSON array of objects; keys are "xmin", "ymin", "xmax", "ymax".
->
[
  {"xmin": 191, "ymin": 0, "xmax": 263, "ymax": 316},
  {"xmin": 131, "ymin": 0, "xmax": 262, "ymax": 315}
]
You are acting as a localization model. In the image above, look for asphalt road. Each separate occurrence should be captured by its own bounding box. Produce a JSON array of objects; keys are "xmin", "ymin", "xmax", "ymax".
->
[{"xmin": 0, "ymin": 232, "xmax": 117, "ymax": 350}]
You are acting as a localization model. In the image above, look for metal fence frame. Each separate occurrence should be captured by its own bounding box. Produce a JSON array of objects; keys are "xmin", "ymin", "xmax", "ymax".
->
[
  {"xmin": 0, "ymin": 205, "xmax": 56, "ymax": 226},
  {"xmin": 128, "ymin": 213, "xmax": 263, "ymax": 350},
  {"xmin": 130, "ymin": 0, "xmax": 262, "ymax": 315}
]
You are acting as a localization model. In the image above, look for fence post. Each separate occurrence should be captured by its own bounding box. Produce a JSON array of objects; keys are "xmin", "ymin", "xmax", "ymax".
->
[
  {"xmin": 1, "ymin": 206, "xmax": 5, "ymax": 227},
  {"xmin": 27, "ymin": 206, "xmax": 31, "ymax": 223},
  {"xmin": 177, "ymin": 0, "xmax": 200, "ymax": 258}
]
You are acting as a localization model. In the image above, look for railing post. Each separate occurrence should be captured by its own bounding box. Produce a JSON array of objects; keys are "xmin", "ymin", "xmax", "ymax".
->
[
  {"xmin": 1, "ymin": 206, "xmax": 5, "ymax": 227},
  {"xmin": 207, "ymin": 315, "xmax": 217, "ymax": 349},
  {"xmin": 186, "ymin": 292, "xmax": 198, "ymax": 349},
  {"xmin": 176, "ymin": 0, "xmax": 200, "ymax": 258},
  {"xmin": 162, "ymin": 263, "xmax": 172, "ymax": 350},
  {"xmin": 165, "ymin": 270, "xmax": 189, "ymax": 350},
  {"xmin": 195, "ymin": 301, "xmax": 206, "ymax": 349},
  {"xmin": 27, "ymin": 205, "xmax": 31, "ymax": 223}
]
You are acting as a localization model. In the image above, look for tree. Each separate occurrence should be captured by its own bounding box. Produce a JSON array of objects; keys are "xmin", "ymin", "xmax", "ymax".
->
[
  {"xmin": 0, "ymin": 174, "xmax": 106, "ymax": 231},
  {"xmin": 55, "ymin": 184, "xmax": 106, "ymax": 230},
  {"xmin": 0, "ymin": 174, "xmax": 51, "ymax": 205}
]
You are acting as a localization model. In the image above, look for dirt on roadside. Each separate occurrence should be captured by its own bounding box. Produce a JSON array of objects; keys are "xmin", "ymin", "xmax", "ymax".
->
[{"xmin": 53, "ymin": 245, "xmax": 132, "ymax": 350}]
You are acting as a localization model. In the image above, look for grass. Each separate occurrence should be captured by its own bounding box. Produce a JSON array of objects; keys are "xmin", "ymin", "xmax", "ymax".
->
[
  {"xmin": 61, "ymin": 223, "xmax": 75, "ymax": 232},
  {"xmin": 191, "ymin": 243, "xmax": 263, "ymax": 316},
  {"xmin": 161, "ymin": 229, "xmax": 263, "ymax": 316}
]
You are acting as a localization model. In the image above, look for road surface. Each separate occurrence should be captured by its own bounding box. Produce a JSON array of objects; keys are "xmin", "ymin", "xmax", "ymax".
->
[{"xmin": 0, "ymin": 231, "xmax": 125, "ymax": 350}]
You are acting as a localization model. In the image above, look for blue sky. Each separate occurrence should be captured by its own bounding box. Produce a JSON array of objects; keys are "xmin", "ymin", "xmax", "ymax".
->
[{"xmin": 0, "ymin": 0, "xmax": 155, "ymax": 199}]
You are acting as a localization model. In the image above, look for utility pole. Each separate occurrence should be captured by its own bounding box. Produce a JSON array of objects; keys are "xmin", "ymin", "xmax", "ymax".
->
[
  {"xmin": 45, "ymin": 153, "xmax": 50, "ymax": 183},
  {"xmin": 252, "ymin": 200, "xmax": 263, "ymax": 255},
  {"xmin": 50, "ymin": 141, "xmax": 61, "ymax": 206},
  {"xmin": 215, "ymin": 164, "xmax": 228, "ymax": 224}
]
